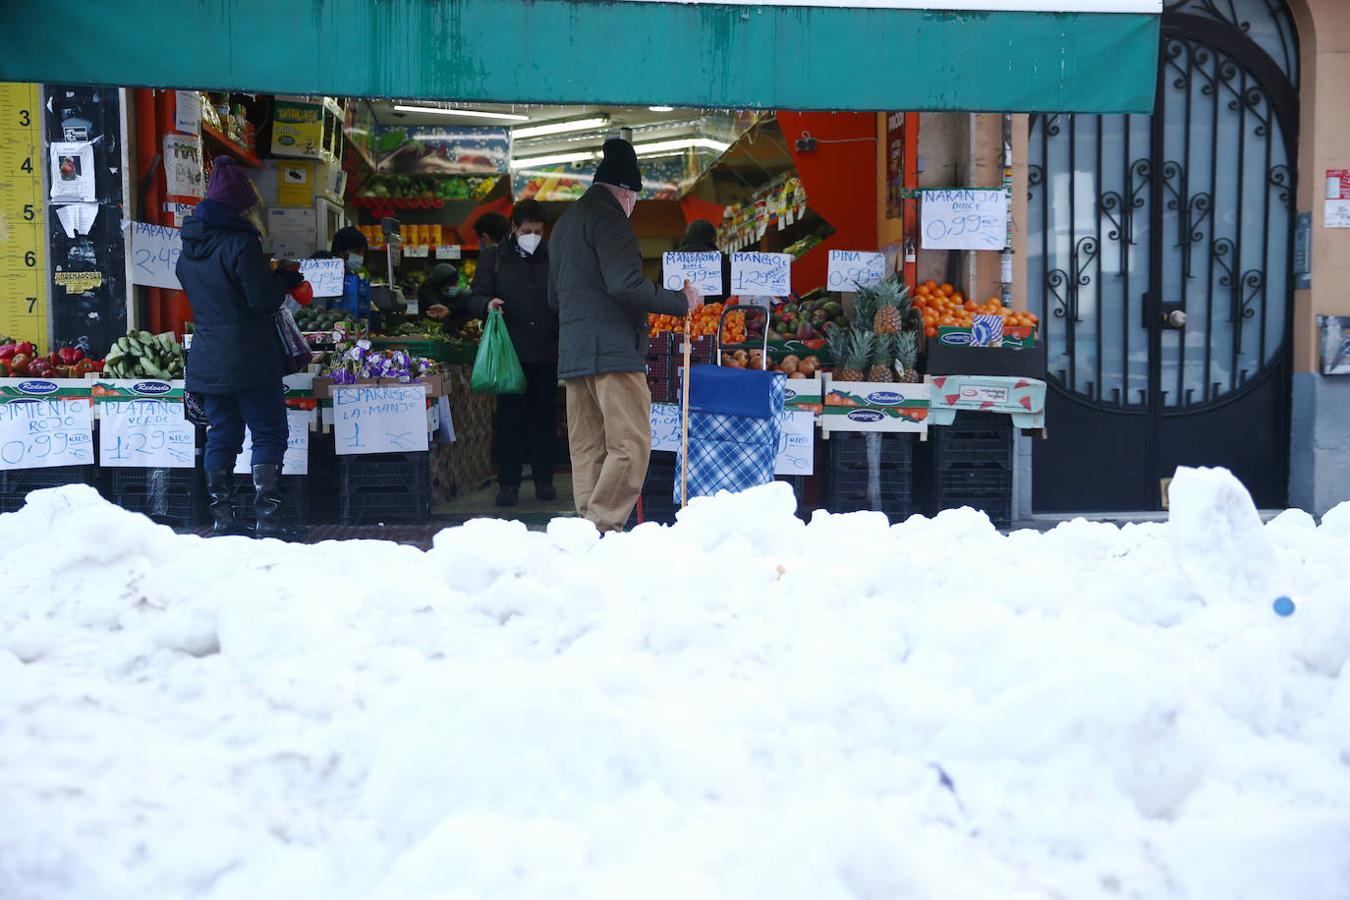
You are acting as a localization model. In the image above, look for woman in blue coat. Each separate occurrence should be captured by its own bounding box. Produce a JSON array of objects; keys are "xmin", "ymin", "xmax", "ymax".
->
[{"xmin": 176, "ymin": 157, "xmax": 303, "ymax": 539}]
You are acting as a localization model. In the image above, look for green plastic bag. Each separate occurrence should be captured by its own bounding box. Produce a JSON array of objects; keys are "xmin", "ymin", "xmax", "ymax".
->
[{"xmin": 470, "ymin": 309, "xmax": 526, "ymax": 394}]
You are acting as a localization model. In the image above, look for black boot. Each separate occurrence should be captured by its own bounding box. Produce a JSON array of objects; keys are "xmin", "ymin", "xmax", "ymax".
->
[
  {"xmin": 495, "ymin": 484, "xmax": 519, "ymax": 507},
  {"xmin": 205, "ymin": 469, "xmax": 248, "ymax": 537},
  {"xmin": 534, "ymin": 481, "xmax": 557, "ymax": 502},
  {"xmin": 251, "ymin": 464, "xmax": 303, "ymax": 540}
]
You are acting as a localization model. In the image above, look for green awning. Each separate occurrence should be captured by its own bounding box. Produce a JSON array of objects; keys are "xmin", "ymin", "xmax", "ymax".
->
[{"xmin": 0, "ymin": 1, "xmax": 1160, "ymax": 113}]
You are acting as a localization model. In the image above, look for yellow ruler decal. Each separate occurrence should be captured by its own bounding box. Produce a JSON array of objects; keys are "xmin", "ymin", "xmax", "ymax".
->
[{"xmin": 0, "ymin": 83, "xmax": 46, "ymax": 348}]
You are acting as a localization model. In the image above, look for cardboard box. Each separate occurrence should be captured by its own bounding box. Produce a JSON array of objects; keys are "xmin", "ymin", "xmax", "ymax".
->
[
  {"xmin": 91, "ymin": 379, "xmax": 187, "ymax": 400},
  {"xmin": 782, "ymin": 375, "xmax": 824, "ymax": 414},
  {"xmin": 0, "ymin": 378, "xmax": 94, "ymax": 399},
  {"xmin": 820, "ymin": 376, "xmax": 928, "ymax": 434}
]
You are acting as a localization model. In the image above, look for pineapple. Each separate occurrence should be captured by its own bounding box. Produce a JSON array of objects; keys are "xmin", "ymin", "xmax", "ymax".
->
[
  {"xmin": 871, "ymin": 276, "xmax": 913, "ymax": 335},
  {"xmin": 868, "ymin": 332, "xmax": 896, "ymax": 383},
  {"xmin": 896, "ymin": 331, "xmax": 922, "ymax": 383},
  {"xmin": 851, "ymin": 283, "xmax": 879, "ymax": 331},
  {"xmin": 830, "ymin": 326, "xmax": 873, "ymax": 383}
]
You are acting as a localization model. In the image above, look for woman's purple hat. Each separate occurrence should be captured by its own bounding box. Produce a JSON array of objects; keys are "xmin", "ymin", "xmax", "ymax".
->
[{"xmin": 205, "ymin": 156, "xmax": 258, "ymax": 213}]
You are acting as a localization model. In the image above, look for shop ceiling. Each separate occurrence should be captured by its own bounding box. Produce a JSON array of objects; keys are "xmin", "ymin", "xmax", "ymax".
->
[{"xmin": 0, "ymin": 1, "xmax": 1159, "ymax": 113}]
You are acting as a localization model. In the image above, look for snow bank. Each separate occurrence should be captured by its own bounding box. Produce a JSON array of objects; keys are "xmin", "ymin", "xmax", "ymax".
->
[{"xmin": 2, "ymin": 469, "xmax": 1350, "ymax": 899}]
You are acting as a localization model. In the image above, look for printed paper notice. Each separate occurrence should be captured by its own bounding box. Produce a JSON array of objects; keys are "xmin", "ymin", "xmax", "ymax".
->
[
  {"xmin": 174, "ymin": 91, "xmax": 201, "ymax": 135},
  {"xmin": 730, "ymin": 252, "xmax": 792, "ymax": 297},
  {"xmin": 921, "ymin": 189, "xmax": 1008, "ymax": 250},
  {"xmin": 233, "ymin": 409, "xmax": 311, "ymax": 475},
  {"xmin": 0, "ymin": 399, "xmax": 95, "ymax": 470},
  {"xmin": 827, "ymin": 250, "xmax": 886, "ymax": 291},
  {"xmin": 99, "ymin": 399, "xmax": 196, "ymax": 468},
  {"xmin": 128, "ymin": 222, "xmax": 183, "ymax": 290},
  {"xmin": 298, "ymin": 258, "xmax": 346, "ymax": 298},
  {"xmin": 333, "ymin": 384, "xmax": 429, "ymax": 455},
  {"xmin": 163, "ymin": 134, "xmax": 204, "ymax": 199},
  {"xmin": 1326, "ymin": 169, "xmax": 1350, "ymax": 228},
  {"xmin": 663, "ymin": 251, "xmax": 723, "ymax": 296}
]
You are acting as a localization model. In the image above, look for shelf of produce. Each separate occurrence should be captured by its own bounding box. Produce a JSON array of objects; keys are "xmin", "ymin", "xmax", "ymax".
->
[
  {"xmin": 353, "ymin": 196, "xmax": 445, "ymax": 211},
  {"xmin": 202, "ymin": 122, "xmax": 261, "ymax": 168}
]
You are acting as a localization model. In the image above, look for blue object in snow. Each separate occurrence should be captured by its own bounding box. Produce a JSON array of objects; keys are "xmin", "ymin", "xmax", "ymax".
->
[{"xmin": 1273, "ymin": 596, "xmax": 1296, "ymax": 617}]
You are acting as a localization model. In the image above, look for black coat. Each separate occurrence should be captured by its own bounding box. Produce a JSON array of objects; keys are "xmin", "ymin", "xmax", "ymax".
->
[
  {"xmin": 177, "ymin": 200, "xmax": 290, "ymax": 395},
  {"xmin": 547, "ymin": 185, "xmax": 686, "ymax": 379},
  {"xmin": 468, "ymin": 236, "xmax": 557, "ymax": 365}
]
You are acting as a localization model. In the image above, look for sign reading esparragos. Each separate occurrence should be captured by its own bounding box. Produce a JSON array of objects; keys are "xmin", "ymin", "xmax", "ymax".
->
[{"xmin": 611, "ymin": 0, "xmax": 1159, "ymax": 10}]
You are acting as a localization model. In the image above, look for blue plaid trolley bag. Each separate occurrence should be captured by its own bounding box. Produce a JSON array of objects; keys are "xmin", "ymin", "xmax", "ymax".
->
[{"xmin": 676, "ymin": 305, "xmax": 786, "ymax": 503}]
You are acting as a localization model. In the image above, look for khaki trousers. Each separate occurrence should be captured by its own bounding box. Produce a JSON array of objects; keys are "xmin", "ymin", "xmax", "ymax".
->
[{"xmin": 566, "ymin": 371, "xmax": 651, "ymax": 532}]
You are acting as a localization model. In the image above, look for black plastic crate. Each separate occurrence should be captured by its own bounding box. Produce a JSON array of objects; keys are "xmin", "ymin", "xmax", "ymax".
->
[
  {"xmin": 338, "ymin": 451, "xmax": 430, "ymax": 525},
  {"xmin": 233, "ymin": 474, "xmax": 309, "ymax": 526},
  {"xmin": 0, "ymin": 465, "xmax": 98, "ymax": 513},
  {"xmin": 938, "ymin": 466, "xmax": 1013, "ymax": 499},
  {"xmin": 934, "ymin": 412, "xmax": 1013, "ymax": 466},
  {"xmin": 104, "ymin": 466, "xmax": 205, "ymax": 527},
  {"xmin": 828, "ymin": 464, "xmax": 916, "ymax": 496},
  {"xmin": 307, "ymin": 431, "xmax": 340, "ymax": 524},
  {"xmin": 823, "ymin": 485, "xmax": 912, "ymax": 521},
  {"xmin": 827, "ymin": 431, "xmax": 915, "ymax": 473}
]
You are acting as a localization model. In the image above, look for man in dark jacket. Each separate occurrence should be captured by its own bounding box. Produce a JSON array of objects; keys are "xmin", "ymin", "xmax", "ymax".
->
[
  {"xmin": 468, "ymin": 199, "xmax": 558, "ymax": 507},
  {"xmin": 548, "ymin": 138, "xmax": 698, "ymax": 531},
  {"xmin": 177, "ymin": 156, "xmax": 303, "ymax": 539}
]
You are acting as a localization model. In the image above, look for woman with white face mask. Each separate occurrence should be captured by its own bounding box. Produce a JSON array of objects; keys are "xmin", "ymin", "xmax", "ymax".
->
[{"xmin": 468, "ymin": 199, "xmax": 560, "ymax": 507}]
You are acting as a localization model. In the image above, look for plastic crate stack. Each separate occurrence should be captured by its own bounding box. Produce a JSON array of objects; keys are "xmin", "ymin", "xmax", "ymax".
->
[
  {"xmin": 103, "ymin": 467, "xmax": 206, "ymax": 528},
  {"xmin": 338, "ymin": 451, "xmax": 431, "ymax": 525},
  {"xmin": 628, "ymin": 449, "xmax": 678, "ymax": 527},
  {"xmin": 824, "ymin": 432, "xmax": 914, "ymax": 521},
  {"xmin": 0, "ymin": 466, "xmax": 99, "ymax": 514},
  {"xmin": 645, "ymin": 334, "xmax": 716, "ymax": 404},
  {"xmin": 932, "ymin": 411, "xmax": 1014, "ymax": 528}
]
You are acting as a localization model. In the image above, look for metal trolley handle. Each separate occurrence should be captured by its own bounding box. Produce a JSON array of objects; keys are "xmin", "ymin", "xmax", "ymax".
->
[{"xmin": 714, "ymin": 303, "xmax": 771, "ymax": 370}]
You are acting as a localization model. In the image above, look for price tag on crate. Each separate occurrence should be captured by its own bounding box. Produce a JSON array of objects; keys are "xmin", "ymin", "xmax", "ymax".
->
[
  {"xmin": 233, "ymin": 409, "xmax": 311, "ymax": 475},
  {"xmin": 332, "ymin": 384, "xmax": 429, "ymax": 455},
  {"xmin": 0, "ymin": 398, "xmax": 94, "ymax": 470},
  {"xmin": 98, "ymin": 399, "xmax": 196, "ymax": 468}
]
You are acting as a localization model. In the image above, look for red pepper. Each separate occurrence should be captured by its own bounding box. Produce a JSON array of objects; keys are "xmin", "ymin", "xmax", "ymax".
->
[
  {"xmin": 0, "ymin": 345, "xmax": 15, "ymax": 361},
  {"xmin": 58, "ymin": 347, "xmax": 78, "ymax": 365},
  {"xmin": 89, "ymin": 359, "xmax": 104, "ymax": 372},
  {"xmin": 47, "ymin": 351, "xmax": 60, "ymax": 367},
  {"xmin": 14, "ymin": 342, "xmax": 34, "ymax": 358},
  {"xmin": 72, "ymin": 348, "xmax": 84, "ymax": 363},
  {"xmin": 289, "ymin": 280, "xmax": 314, "ymax": 306},
  {"xmin": 9, "ymin": 353, "xmax": 30, "ymax": 375}
]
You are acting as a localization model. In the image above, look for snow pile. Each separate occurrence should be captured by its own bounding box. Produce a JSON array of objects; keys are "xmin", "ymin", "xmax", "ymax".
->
[{"xmin": 3, "ymin": 467, "xmax": 1350, "ymax": 899}]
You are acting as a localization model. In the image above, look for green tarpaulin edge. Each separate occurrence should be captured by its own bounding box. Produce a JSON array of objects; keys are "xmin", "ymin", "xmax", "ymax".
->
[{"xmin": 0, "ymin": 1, "xmax": 1159, "ymax": 113}]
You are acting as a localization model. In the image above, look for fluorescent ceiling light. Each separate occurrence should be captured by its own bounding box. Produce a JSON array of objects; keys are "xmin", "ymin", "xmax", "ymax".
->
[
  {"xmin": 512, "ymin": 116, "xmax": 610, "ymax": 139},
  {"xmin": 509, "ymin": 151, "xmax": 599, "ymax": 170},
  {"xmin": 393, "ymin": 104, "xmax": 530, "ymax": 122},
  {"xmin": 633, "ymin": 137, "xmax": 730, "ymax": 156},
  {"xmin": 648, "ymin": 105, "xmax": 675, "ymax": 112}
]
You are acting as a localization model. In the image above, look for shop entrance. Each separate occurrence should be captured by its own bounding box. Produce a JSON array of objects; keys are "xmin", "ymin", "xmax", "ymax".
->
[{"xmin": 1027, "ymin": 0, "xmax": 1299, "ymax": 512}]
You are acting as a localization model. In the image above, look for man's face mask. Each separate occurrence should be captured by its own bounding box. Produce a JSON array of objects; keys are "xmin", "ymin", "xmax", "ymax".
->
[
  {"xmin": 622, "ymin": 191, "xmax": 638, "ymax": 218},
  {"xmin": 345, "ymin": 253, "xmax": 364, "ymax": 272},
  {"xmin": 517, "ymin": 233, "xmax": 542, "ymax": 255}
]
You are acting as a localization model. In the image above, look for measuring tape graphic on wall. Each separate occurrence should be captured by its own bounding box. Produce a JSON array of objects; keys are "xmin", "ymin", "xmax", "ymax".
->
[{"xmin": 0, "ymin": 83, "xmax": 46, "ymax": 348}]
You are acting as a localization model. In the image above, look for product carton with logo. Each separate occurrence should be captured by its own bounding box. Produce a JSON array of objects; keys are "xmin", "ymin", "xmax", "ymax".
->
[
  {"xmin": 0, "ymin": 378, "xmax": 94, "ymax": 399},
  {"xmin": 782, "ymin": 376, "xmax": 824, "ymax": 414},
  {"xmin": 820, "ymin": 376, "xmax": 929, "ymax": 434}
]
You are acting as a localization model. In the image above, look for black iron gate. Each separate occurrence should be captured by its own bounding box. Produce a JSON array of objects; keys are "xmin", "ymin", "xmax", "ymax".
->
[{"xmin": 1029, "ymin": 0, "xmax": 1299, "ymax": 512}]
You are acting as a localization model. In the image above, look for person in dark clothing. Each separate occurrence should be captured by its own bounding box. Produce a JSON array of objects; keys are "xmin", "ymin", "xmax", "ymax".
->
[
  {"xmin": 416, "ymin": 262, "xmax": 460, "ymax": 321},
  {"xmin": 676, "ymin": 218, "xmax": 731, "ymax": 303},
  {"xmin": 468, "ymin": 199, "xmax": 559, "ymax": 506},
  {"xmin": 548, "ymin": 138, "xmax": 699, "ymax": 532},
  {"xmin": 310, "ymin": 225, "xmax": 368, "ymax": 267},
  {"xmin": 176, "ymin": 157, "xmax": 303, "ymax": 540},
  {"xmin": 473, "ymin": 212, "xmax": 510, "ymax": 250}
]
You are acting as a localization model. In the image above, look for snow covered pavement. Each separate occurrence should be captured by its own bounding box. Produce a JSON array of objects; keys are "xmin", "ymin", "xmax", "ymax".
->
[{"xmin": 2, "ymin": 467, "xmax": 1350, "ymax": 899}]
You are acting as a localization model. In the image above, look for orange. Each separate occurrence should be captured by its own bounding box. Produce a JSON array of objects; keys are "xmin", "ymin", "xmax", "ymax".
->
[{"xmin": 940, "ymin": 283, "xmax": 954, "ymax": 297}]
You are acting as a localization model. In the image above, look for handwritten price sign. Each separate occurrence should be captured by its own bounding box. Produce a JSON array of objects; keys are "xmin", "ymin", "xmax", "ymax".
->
[
  {"xmin": 99, "ymin": 399, "xmax": 196, "ymax": 468},
  {"xmin": 0, "ymin": 398, "xmax": 95, "ymax": 470},
  {"xmin": 333, "ymin": 384, "xmax": 429, "ymax": 456},
  {"xmin": 128, "ymin": 222, "xmax": 184, "ymax": 290},
  {"xmin": 298, "ymin": 259, "xmax": 346, "ymax": 298},
  {"xmin": 920, "ymin": 189, "xmax": 1008, "ymax": 251},
  {"xmin": 827, "ymin": 250, "xmax": 886, "ymax": 291},
  {"xmin": 663, "ymin": 252, "xmax": 723, "ymax": 297},
  {"xmin": 731, "ymin": 252, "xmax": 792, "ymax": 297}
]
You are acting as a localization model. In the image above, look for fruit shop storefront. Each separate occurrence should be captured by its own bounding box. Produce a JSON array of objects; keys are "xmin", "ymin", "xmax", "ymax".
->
[{"xmin": 0, "ymin": 0, "xmax": 1160, "ymax": 530}]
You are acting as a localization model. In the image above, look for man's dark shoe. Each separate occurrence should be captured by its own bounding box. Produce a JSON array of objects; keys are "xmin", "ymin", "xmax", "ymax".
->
[
  {"xmin": 534, "ymin": 481, "xmax": 557, "ymax": 502},
  {"xmin": 496, "ymin": 484, "xmax": 520, "ymax": 507}
]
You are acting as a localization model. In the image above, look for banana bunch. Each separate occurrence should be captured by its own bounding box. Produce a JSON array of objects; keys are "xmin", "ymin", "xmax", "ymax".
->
[{"xmin": 105, "ymin": 330, "xmax": 185, "ymax": 380}]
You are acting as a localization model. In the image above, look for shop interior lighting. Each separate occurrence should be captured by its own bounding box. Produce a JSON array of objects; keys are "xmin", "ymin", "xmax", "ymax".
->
[
  {"xmin": 633, "ymin": 137, "xmax": 731, "ymax": 157},
  {"xmin": 512, "ymin": 116, "xmax": 610, "ymax": 139},
  {"xmin": 508, "ymin": 150, "xmax": 600, "ymax": 169},
  {"xmin": 648, "ymin": 105, "xmax": 676, "ymax": 112},
  {"xmin": 392, "ymin": 104, "xmax": 530, "ymax": 122}
]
